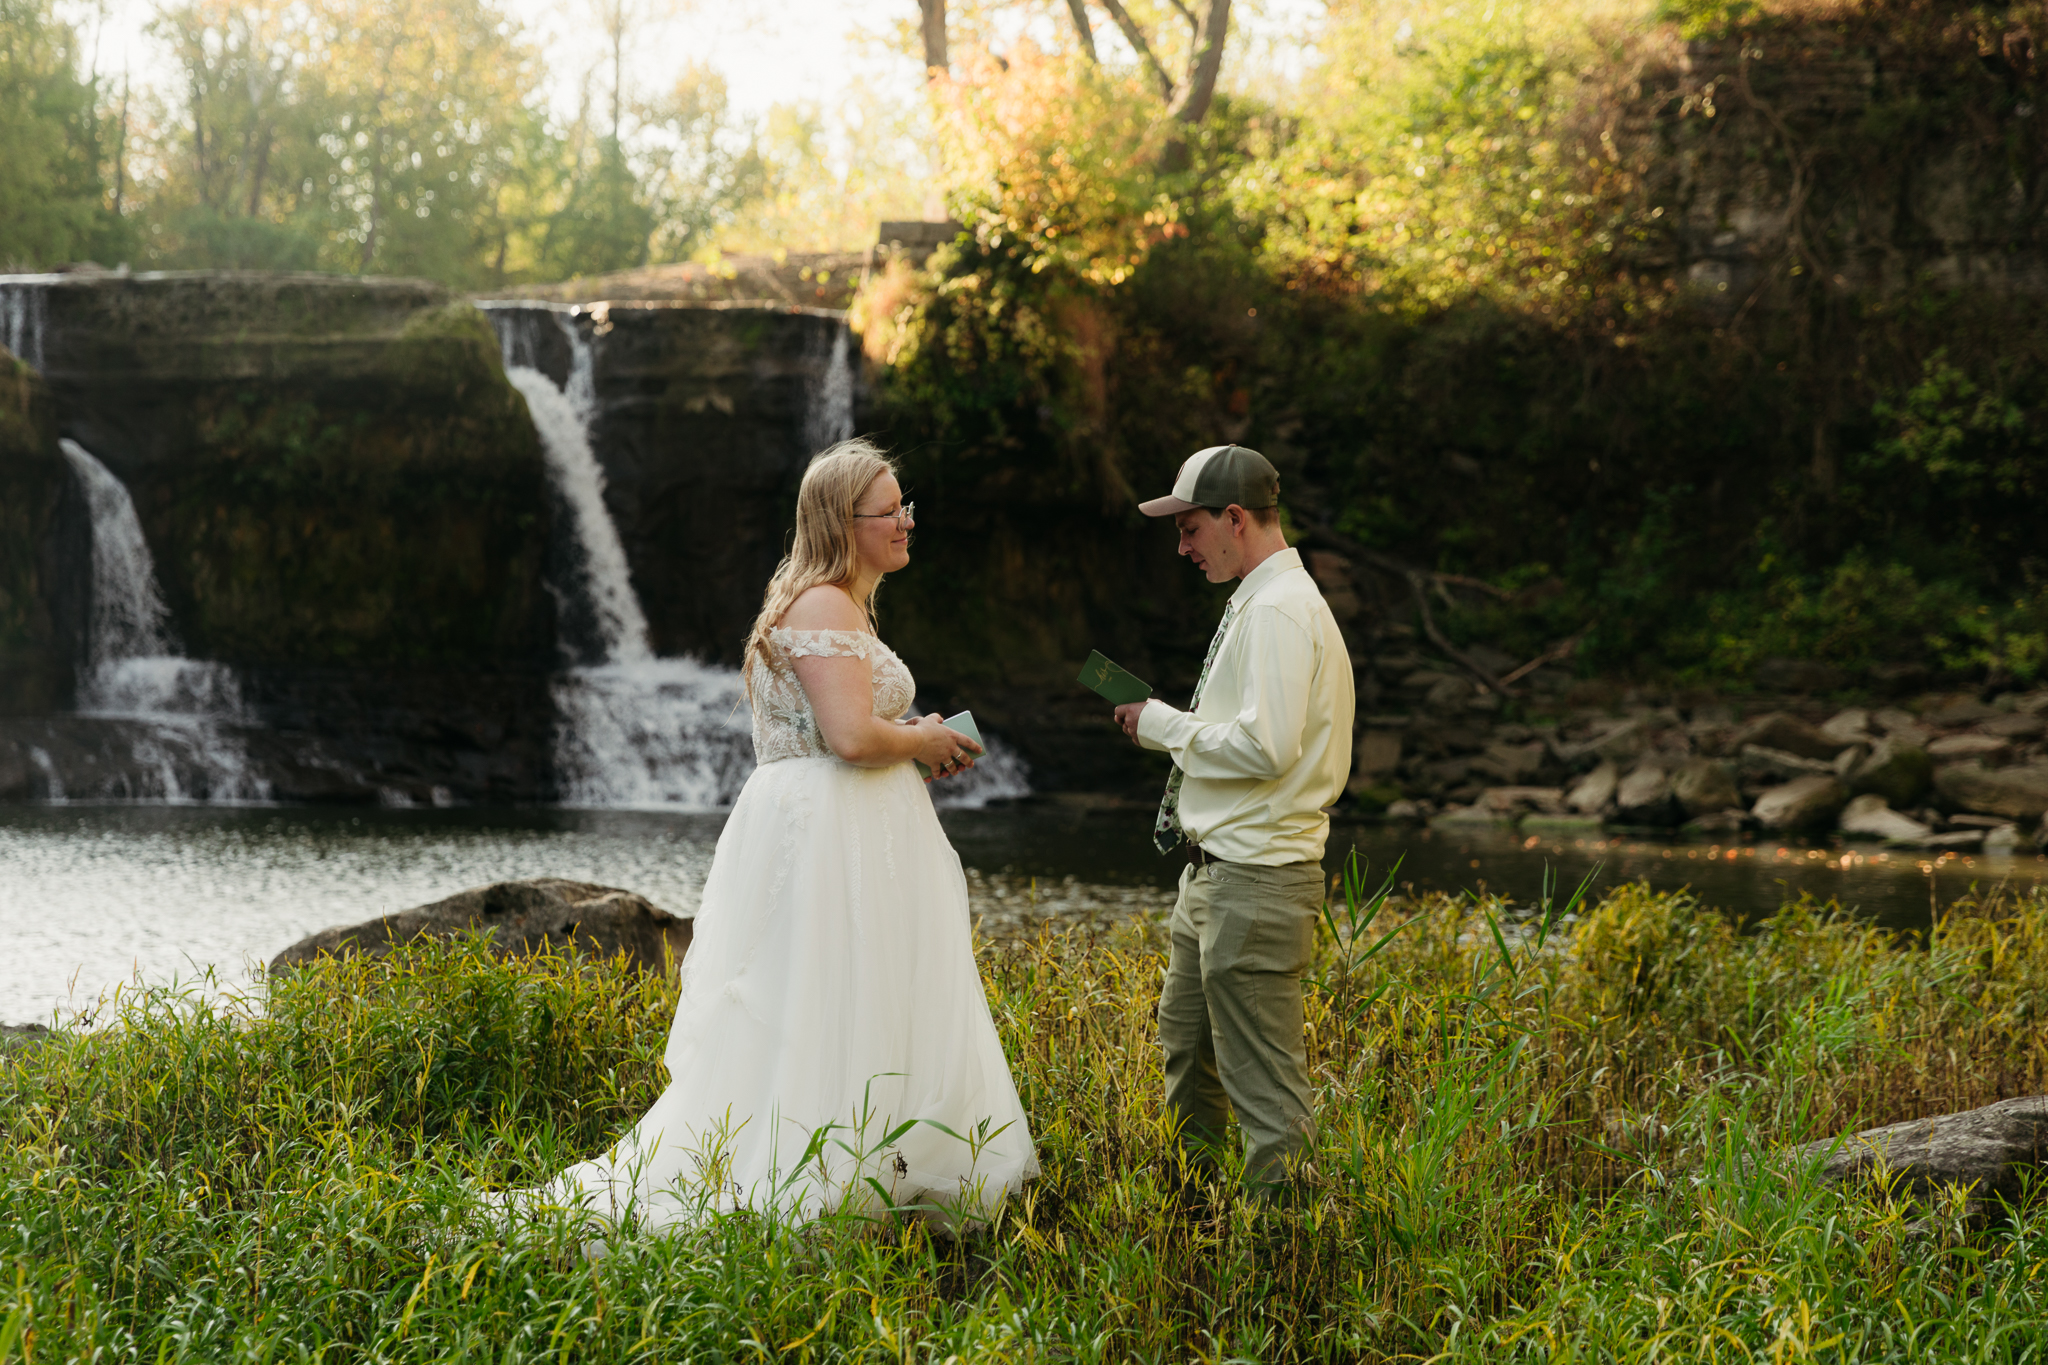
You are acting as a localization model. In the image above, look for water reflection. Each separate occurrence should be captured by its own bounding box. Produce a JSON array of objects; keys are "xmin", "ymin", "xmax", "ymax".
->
[{"xmin": 3, "ymin": 802, "xmax": 2043, "ymax": 1025}]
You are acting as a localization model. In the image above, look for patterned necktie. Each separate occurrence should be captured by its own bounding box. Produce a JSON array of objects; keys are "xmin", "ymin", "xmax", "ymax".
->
[{"xmin": 1153, "ymin": 599, "xmax": 1238, "ymax": 855}]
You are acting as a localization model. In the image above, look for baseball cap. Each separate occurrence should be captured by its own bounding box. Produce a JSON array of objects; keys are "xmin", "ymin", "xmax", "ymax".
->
[{"xmin": 1138, "ymin": 445, "xmax": 1281, "ymax": 517}]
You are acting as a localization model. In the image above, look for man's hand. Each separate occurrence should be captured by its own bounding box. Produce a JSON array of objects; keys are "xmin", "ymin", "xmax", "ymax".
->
[{"xmin": 1114, "ymin": 701, "xmax": 1149, "ymax": 745}]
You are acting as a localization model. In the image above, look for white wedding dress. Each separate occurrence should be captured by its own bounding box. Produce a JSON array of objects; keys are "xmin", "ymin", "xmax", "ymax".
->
[{"xmin": 520, "ymin": 627, "xmax": 1038, "ymax": 1232}]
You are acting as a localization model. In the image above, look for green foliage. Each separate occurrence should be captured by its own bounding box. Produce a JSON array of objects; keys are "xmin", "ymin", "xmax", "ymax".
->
[
  {"xmin": 0, "ymin": 0, "xmax": 124, "ymax": 269},
  {"xmin": 1655, "ymin": 0, "xmax": 1757, "ymax": 40},
  {"xmin": 1864, "ymin": 348, "xmax": 2039, "ymax": 500},
  {"xmin": 4, "ymin": 884, "xmax": 2048, "ymax": 1360}
]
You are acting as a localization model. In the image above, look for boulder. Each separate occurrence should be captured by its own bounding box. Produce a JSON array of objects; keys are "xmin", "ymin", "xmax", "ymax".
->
[
  {"xmin": 1349, "ymin": 730, "xmax": 1401, "ymax": 792},
  {"xmin": 1566, "ymin": 760, "xmax": 1619, "ymax": 815},
  {"xmin": 1683, "ymin": 809, "xmax": 1753, "ymax": 835},
  {"xmin": 1733, "ymin": 712, "xmax": 1846, "ymax": 762},
  {"xmin": 1522, "ymin": 813, "xmax": 1606, "ymax": 834},
  {"xmin": 1476, "ymin": 785, "xmax": 1565, "ymax": 815},
  {"xmin": 1671, "ymin": 758, "xmax": 1740, "ymax": 817},
  {"xmin": 1429, "ymin": 804, "xmax": 1516, "ymax": 829},
  {"xmin": 1615, "ymin": 763, "xmax": 1684, "ymax": 826},
  {"xmin": 1838, "ymin": 793, "xmax": 1932, "ymax": 843},
  {"xmin": 0, "ymin": 1023, "xmax": 54, "ymax": 1059},
  {"xmin": 1984, "ymin": 824, "xmax": 2024, "ymax": 853},
  {"xmin": 1926, "ymin": 698, "xmax": 2000, "ymax": 727},
  {"xmin": 1591, "ymin": 718, "xmax": 1650, "ymax": 762},
  {"xmin": 1848, "ymin": 738, "xmax": 1935, "ymax": 807},
  {"xmin": 1934, "ymin": 762, "xmax": 2048, "ymax": 821},
  {"xmin": 1983, "ymin": 712, "xmax": 2046, "ymax": 739},
  {"xmin": 1473, "ymin": 739, "xmax": 1547, "ymax": 784},
  {"xmin": 1790, "ymin": 1095, "xmax": 2048, "ymax": 1221},
  {"xmin": 1819, "ymin": 708, "xmax": 1872, "ymax": 744},
  {"xmin": 1752, "ymin": 775, "xmax": 1851, "ymax": 832},
  {"xmin": 270, "ymin": 878, "xmax": 691, "ymax": 976},
  {"xmin": 1922, "ymin": 829, "xmax": 1987, "ymax": 852},
  {"xmin": 1740, "ymin": 744, "xmax": 1836, "ymax": 780},
  {"xmin": 1928, "ymin": 733, "xmax": 2014, "ymax": 764}
]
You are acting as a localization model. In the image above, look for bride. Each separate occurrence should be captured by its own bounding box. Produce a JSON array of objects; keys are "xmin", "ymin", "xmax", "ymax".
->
[{"xmin": 510, "ymin": 439, "xmax": 1038, "ymax": 1233}]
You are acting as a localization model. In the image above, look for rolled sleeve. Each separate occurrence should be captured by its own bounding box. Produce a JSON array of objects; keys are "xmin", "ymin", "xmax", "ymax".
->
[{"xmin": 1142, "ymin": 608, "xmax": 1314, "ymax": 781}]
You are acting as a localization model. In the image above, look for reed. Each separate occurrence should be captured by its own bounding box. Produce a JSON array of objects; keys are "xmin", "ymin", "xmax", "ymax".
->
[{"xmin": 4, "ymin": 864, "xmax": 2046, "ymax": 1362}]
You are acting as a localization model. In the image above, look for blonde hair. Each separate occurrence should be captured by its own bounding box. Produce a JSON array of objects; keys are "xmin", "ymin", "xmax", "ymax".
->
[{"xmin": 742, "ymin": 438, "xmax": 897, "ymax": 693}]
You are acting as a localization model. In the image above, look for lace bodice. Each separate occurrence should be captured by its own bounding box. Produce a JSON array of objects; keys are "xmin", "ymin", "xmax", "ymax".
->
[{"xmin": 749, "ymin": 628, "xmax": 917, "ymax": 764}]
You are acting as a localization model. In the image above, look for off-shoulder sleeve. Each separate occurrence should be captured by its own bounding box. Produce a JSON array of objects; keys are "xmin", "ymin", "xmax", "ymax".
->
[{"xmin": 769, "ymin": 627, "xmax": 880, "ymax": 660}]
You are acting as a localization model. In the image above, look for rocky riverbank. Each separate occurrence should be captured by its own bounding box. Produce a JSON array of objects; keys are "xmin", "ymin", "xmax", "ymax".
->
[{"xmin": 1347, "ymin": 632, "xmax": 2048, "ymax": 854}]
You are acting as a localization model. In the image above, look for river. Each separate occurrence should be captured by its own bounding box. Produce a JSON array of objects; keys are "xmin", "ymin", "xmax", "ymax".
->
[{"xmin": 3, "ymin": 800, "xmax": 2042, "ymax": 1026}]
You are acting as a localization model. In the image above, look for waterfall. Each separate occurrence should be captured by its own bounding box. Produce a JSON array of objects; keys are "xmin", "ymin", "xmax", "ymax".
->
[
  {"xmin": 805, "ymin": 325, "xmax": 855, "ymax": 452},
  {"xmin": 59, "ymin": 440, "xmax": 265, "ymax": 801},
  {"xmin": 506, "ymin": 362, "xmax": 653, "ymax": 665},
  {"xmin": 491, "ymin": 305, "xmax": 753, "ymax": 808},
  {"xmin": 489, "ymin": 303, "xmax": 1027, "ymax": 811},
  {"xmin": 1, "ymin": 278, "xmax": 50, "ymax": 370}
]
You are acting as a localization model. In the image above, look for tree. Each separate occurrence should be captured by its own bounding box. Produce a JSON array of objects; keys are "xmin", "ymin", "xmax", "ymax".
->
[
  {"xmin": 0, "ymin": 0, "xmax": 122, "ymax": 269},
  {"xmin": 1067, "ymin": 0, "xmax": 1232, "ymax": 152},
  {"xmin": 918, "ymin": 0, "xmax": 947, "ymax": 73},
  {"xmin": 141, "ymin": 0, "xmax": 545, "ymax": 281}
]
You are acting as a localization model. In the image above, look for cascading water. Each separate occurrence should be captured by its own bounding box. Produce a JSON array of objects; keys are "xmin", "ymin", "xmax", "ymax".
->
[
  {"xmin": 1, "ymin": 277, "xmax": 51, "ymax": 369},
  {"xmin": 60, "ymin": 440, "xmax": 265, "ymax": 801},
  {"xmin": 489, "ymin": 304, "xmax": 1027, "ymax": 809},
  {"xmin": 804, "ymin": 324, "xmax": 855, "ymax": 453},
  {"xmin": 491, "ymin": 306, "xmax": 754, "ymax": 807}
]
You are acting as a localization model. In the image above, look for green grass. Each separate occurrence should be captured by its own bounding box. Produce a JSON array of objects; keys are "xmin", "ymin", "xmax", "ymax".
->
[{"xmin": 5, "ymin": 867, "xmax": 2048, "ymax": 1362}]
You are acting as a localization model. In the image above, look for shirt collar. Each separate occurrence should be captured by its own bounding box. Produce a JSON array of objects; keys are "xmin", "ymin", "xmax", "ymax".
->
[{"xmin": 1228, "ymin": 546, "xmax": 1303, "ymax": 610}]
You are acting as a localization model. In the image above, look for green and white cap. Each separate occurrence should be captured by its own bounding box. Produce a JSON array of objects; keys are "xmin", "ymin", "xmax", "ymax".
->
[{"xmin": 1138, "ymin": 444, "xmax": 1280, "ymax": 517}]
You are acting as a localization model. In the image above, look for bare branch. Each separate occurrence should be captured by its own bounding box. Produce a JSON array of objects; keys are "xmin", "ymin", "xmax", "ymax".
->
[
  {"xmin": 1162, "ymin": 0, "xmax": 1196, "ymax": 31},
  {"xmin": 1097, "ymin": 0, "xmax": 1174, "ymax": 98},
  {"xmin": 1063, "ymin": 0, "xmax": 1099, "ymax": 61},
  {"xmin": 1408, "ymin": 572, "xmax": 1506, "ymax": 696}
]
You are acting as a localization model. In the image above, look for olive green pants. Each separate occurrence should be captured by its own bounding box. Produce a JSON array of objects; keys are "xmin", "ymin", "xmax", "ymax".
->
[{"xmin": 1158, "ymin": 857, "xmax": 1323, "ymax": 1190}]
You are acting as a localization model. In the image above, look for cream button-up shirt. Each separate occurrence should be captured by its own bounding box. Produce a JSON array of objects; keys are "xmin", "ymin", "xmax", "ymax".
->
[{"xmin": 1135, "ymin": 547, "xmax": 1355, "ymax": 867}]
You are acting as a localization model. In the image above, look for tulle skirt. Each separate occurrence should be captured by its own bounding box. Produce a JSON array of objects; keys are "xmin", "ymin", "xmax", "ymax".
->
[{"xmin": 525, "ymin": 755, "xmax": 1038, "ymax": 1232}]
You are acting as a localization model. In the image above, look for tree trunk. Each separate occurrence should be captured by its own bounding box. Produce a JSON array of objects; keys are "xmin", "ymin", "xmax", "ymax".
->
[
  {"xmin": 1164, "ymin": 0, "xmax": 1230, "ymax": 125},
  {"xmin": 113, "ymin": 76, "xmax": 128, "ymax": 217},
  {"xmin": 610, "ymin": 0, "xmax": 625, "ymax": 146},
  {"xmin": 361, "ymin": 128, "xmax": 384, "ymax": 272},
  {"xmin": 247, "ymin": 124, "xmax": 272, "ymax": 219},
  {"xmin": 191, "ymin": 76, "xmax": 209, "ymax": 207},
  {"xmin": 918, "ymin": 0, "xmax": 947, "ymax": 74},
  {"xmin": 1064, "ymin": 0, "xmax": 1098, "ymax": 61}
]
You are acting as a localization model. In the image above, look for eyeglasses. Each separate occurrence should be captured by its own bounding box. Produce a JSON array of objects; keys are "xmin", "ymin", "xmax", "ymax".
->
[{"xmin": 852, "ymin": 501, "xmax": 915, "ymax": 529}]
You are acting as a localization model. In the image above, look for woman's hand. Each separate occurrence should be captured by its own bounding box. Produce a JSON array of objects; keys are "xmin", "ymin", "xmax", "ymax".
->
[{"xmin": 913, "ymin": 714, "xmax": 983, "ymax": 780}]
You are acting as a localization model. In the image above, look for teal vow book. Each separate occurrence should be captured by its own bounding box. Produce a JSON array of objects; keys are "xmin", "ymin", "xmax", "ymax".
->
[
  {"xmin": 1078, "ymin": 651, "xmax": 1153, "ymax": 706},
  {"xmin": 916, "ymin": 711, "xmax": 984, "ymax": 780}
]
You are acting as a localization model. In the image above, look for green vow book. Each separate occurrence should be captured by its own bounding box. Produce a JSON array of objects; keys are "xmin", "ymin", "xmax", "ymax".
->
[
  {"xmin": 1078, "ymin": 650, "xmax": 1153, "ymax": 706},
  {"xmin": 916, "ymin": 710, "xmax": 984, "ymax": 780}
]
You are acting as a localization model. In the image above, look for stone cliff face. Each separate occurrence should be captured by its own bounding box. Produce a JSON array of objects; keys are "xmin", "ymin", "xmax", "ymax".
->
[
  {"xmin": 2, "ymin": 275, "xmax": 890, "ymax": 806},
  {"xmin": 0, "ymin": 351, "xmax": 73, "ymax": 715},
  {"xmin": 4, "ymin": 272, "xmax": 563, "ymax": 802},
  {"xmin": 31, "ymin": 273, "xmax": 556, "ymax": 670},
  {"xmin": 1651, "ymin": 36, "xmax": 2048, "ymax": 305},
  {"xmin": 576, "ymin": 302, "xmax": 855, "ymax": 666}
]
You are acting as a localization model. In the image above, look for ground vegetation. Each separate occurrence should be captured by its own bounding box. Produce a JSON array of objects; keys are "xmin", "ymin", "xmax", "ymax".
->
[{"xmin": 2, "ymin": 873, "xmax": 2047, "ymax": 1359}]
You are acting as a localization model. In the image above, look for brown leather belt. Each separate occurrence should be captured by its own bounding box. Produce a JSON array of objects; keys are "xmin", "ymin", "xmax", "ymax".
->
[{"xmin": 1186, "ymin": 843, "xmax": 1214, "ymax": 867}]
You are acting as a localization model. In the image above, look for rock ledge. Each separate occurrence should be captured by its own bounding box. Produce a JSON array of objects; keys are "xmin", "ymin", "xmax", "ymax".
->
[{"xmin": 270, "ymin": 878, "xmax": 691, "ymax": 976}]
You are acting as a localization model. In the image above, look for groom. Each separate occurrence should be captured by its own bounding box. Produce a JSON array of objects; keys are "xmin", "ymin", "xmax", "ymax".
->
[{"xmin": 1113, "ymin": 444, "xmax": 1354, "ymax": 1194}]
